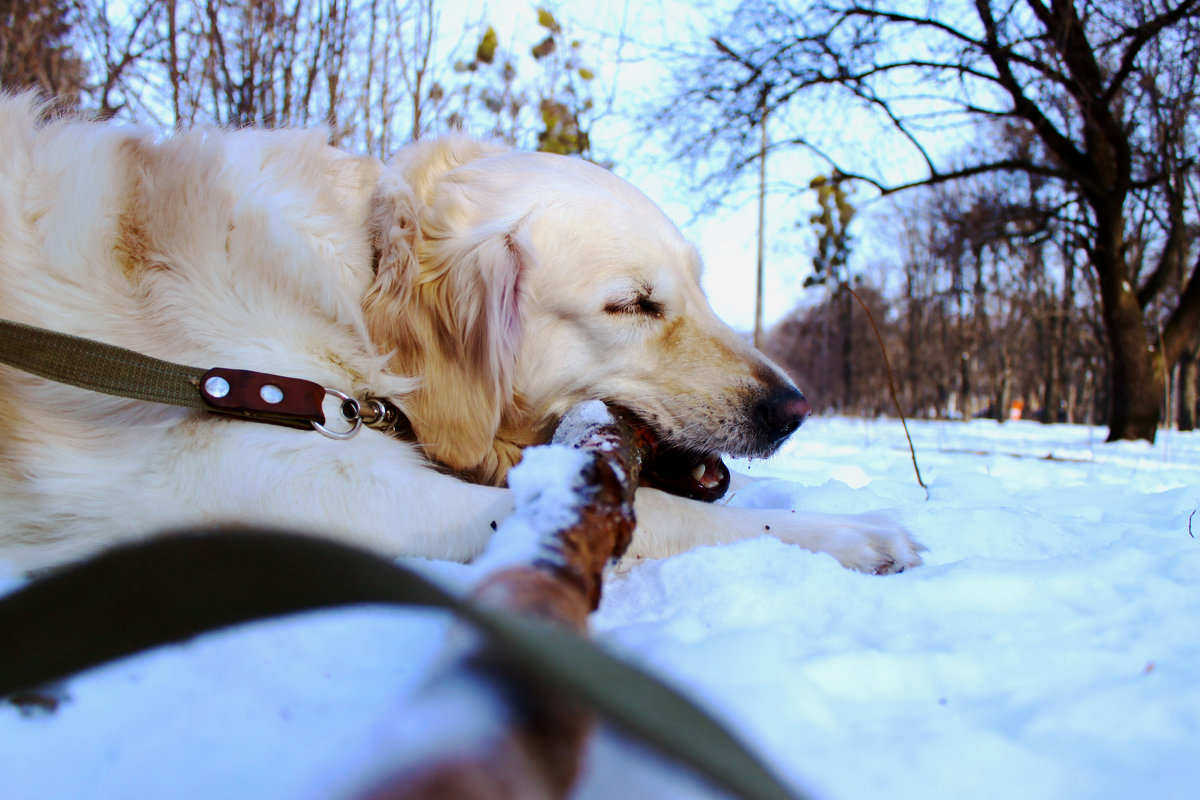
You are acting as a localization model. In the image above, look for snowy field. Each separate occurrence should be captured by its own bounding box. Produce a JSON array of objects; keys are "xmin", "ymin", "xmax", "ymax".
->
[{"xmin": 2, "ymin": 416, "xmax": 1198, "ymax": 800}]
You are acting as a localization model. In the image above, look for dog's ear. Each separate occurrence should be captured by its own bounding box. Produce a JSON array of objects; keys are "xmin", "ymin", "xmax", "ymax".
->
[
  {"xmin": 364, "ymin": 173, "xmax": 530, "ymax": 479},
  {"xmin": 408, "ymin": 221, "xmax": 525, "ymax": 479},
  {"xmin": 364, "ymin": 137, "xmax": 510, "ymax": 317},
  {"xmin": 364, "ymin": 171, "xmax": 422, "ymax": 322},
  {"xmin": 428, "ymin": 226, "xmax": 527, "ymax": 398},
  {"xmin": 406, "ymin": 224, "xmax": 528, "ymax": 477},
  {"xmin": 364, "ymin": 140, "xmax": 532, "ymax": 481}
]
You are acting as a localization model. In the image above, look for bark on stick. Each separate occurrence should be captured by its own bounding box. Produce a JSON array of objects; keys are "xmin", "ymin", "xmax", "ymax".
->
[{"xmin": 357, "ymin": 401, "xmax": 649, "ymax": 800}]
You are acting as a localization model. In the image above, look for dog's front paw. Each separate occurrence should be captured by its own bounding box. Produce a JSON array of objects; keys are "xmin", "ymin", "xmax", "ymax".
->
[
  {"xmin": 836, "ymin": 513, "xmax": 924, "ymax": 574},
  {"xmin": 776, "ymin": 511, "xmax": 924, "ymax": 575}
]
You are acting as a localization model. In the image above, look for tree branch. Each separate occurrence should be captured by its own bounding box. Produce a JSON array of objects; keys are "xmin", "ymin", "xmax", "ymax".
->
[
  {"xmin": 776, "ymin": 134, "xmax": 1072, "ymax": 196},
  {"xmin": 1102, "ymin": 0, "xmax": 1200, "ymax": 106},
  {"xmin": 973, "ymin": 0, "xmax": 1096, "ymax": 189},
  {"xmin": 1161, "ymin": 251, "xmax": 1200, "ymax": 367},
  {"xmin": 844, "ymin": 83, "xmax": 939, "ymax": 174},
  {"xmin": 841, "ymin": 4, "xmax": 1073, "ymax": 86}
]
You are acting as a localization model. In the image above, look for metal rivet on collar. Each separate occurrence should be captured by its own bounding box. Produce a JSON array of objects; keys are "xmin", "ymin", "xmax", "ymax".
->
[{"xmin": 203, "ymin": 376, "xmax": 230, "ymax": 398}]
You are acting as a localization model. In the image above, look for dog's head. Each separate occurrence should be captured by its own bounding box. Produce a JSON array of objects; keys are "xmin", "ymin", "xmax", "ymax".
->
[{"xmin": 363, "ymin": 138, "xmax": 809, "ymax": 497}]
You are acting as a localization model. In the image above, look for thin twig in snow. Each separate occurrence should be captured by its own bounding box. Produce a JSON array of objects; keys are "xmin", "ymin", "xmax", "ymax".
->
[{"xmin": 847, "ymin": 286, "xmax": 929, "ymax": 500}]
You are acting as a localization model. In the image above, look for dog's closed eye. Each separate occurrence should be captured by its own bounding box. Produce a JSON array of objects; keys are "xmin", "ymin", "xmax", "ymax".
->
[{"xmin": 604, "ymin": 293, "xmax": 664, "ymax": 319}]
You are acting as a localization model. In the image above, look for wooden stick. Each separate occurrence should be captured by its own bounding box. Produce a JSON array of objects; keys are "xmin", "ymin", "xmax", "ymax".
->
[{"xmin": 354, "ymin": 401, "xmax": 649, "ymax": 800}]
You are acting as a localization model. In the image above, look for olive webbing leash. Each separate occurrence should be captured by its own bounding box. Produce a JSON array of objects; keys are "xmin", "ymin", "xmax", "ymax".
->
[
  {"xmin": 0, "ymin": 317, "xmax": 208, "ymax": 408},
  {"xmin": 0, "ymin": 317, "xmax": 404, "ymax": 437}
]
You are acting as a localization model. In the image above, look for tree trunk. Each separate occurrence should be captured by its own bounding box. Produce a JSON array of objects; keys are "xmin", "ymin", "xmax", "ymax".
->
[
  {"xmin": 905, "ymin": 268, "xmax": 920, "ymax": 414},
  {"xmin": 960, "ymin": 351, "xmax": 972, "ymax": 417},
  {"xmin": 840, "ymin": 283, "xmax": 853, "ymax": 411},
  {"xmin": 1056, "ymin": 251, "xmax": 1077, "ymax": 424},
  {"xmin": 1084, "ymin": 195, "xmax": 1161, "ymax": 442},
  {"xmin": 995, "ymin": 349, "xmax": 1011, "ymax": 422},
  {"xmin": 1036, "ymin": 307, "xmax": 1058, "ymax": 423},
  {"xmin": 1101, "ymin": 280, "xmax": 1162, "ymax": 442},
  {"xmin": 1178, "ymin": 344, "xmax": 1199, "ymax": 432}
]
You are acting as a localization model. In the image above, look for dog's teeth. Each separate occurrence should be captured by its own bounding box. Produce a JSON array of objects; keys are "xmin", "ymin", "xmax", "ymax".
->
[{"xmin": 692, "ymin": 464, "xmax": 707, "ymax": 483}]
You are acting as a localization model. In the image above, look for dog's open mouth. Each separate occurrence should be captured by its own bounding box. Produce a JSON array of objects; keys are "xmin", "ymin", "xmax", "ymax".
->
[{"xmin": 624, "ymin": 413, "xmax": 731, "ymax": 503}]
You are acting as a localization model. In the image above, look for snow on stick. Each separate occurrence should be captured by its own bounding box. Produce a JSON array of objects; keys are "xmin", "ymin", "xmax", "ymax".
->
[{"xmin": 353, "ymin": 400, "xmax": 649, "ymax": 800}]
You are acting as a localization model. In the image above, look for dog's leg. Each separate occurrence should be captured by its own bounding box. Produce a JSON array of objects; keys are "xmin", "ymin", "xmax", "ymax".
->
[
  {"xmin": 23, "ymin": 425, "xmax": 522, "ymax": 569},
  {"xmin": 622, "ymin": 488, "xmax": 924, "ymax": 575},
  {"xmin": 187, "ymin": 431, "xmax": 918, "ymax": 573},
  {"xmin": 309, "ymin": 473, "xmax": 516, "ymax": 564},
  {"xmin": 199, "ymin": 441, "xmax": 518, "ymax": 564}
]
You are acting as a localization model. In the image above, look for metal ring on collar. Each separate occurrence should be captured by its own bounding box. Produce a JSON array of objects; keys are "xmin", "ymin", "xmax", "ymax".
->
[{"xmin": 312, "ymin": 388, "xmax": 362, "ymax": 440}]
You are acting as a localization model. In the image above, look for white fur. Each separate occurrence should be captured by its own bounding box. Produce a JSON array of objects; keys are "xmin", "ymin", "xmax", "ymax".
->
[{"xmin": 0, "ymin": 95, "xmax": 922, "ymax": 574}]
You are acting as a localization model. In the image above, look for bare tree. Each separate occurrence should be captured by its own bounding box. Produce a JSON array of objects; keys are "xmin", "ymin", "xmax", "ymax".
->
[
  {"xmin": 1, "ymin": 0, "xmax": 86, "ymax": 107},
  {"xmin": 894, "ymin": 170, "xmax": 1106, "ymax": 423},
  {"xmin": 805, "ymin": 173, "xmax": 858, "ymax": 409},
  {"xmin": 68, "ymin": 0, "xmax": 458, "ymax": 153},
  {"xmin": 452, "ymin": 8, "xmax": 602, "ymax": 159},
  {"xmin": 656, "ymin": 0, "xmax": 1200, "ymax": 442},
  {"xmin": 765, "ymin": 282, "xmax": 895, "ymax": 416},
  {"xmin": 770, "ymin": 165, "xmax": 1109, "ymax": 424},
  {"xmin": 67, "ymin": 1, "xmax": 606, "ymax": 163}
]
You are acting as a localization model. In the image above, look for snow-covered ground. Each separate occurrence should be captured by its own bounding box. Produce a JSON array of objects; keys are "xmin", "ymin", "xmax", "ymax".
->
[{"xmin": 2, "ymin": 417, "xmax": 1198, "ymax": 800}]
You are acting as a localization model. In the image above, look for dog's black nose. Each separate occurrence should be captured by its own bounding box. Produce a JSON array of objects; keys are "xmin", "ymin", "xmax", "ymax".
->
[{"xmin": 757, "ymin": 387, "xmax": 811, "ymax": 442}]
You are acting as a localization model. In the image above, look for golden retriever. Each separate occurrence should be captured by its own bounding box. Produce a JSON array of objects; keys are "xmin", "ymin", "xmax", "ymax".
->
[{"xmin": 0, "ymin": 94, "xmax": 922, "ymax": 574}]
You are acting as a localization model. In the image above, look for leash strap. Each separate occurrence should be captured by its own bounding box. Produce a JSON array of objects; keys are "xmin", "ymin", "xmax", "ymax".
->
[
  {"xmin": 0, "ymin": 318, "xmax": 392, "ymax": 435},
  {"xmin": 0, "ymin": 530, "xmax": 805, "ymax": 800},
  {"xmin": 0, "ymin": 317, "xmax": 209, "ymax": 409}
]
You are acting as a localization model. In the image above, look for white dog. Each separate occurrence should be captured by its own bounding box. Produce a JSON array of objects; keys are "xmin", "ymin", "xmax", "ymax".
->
[{"xmin": 0, "ymin": 94, "xmax": 921, "ymax": 574}]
